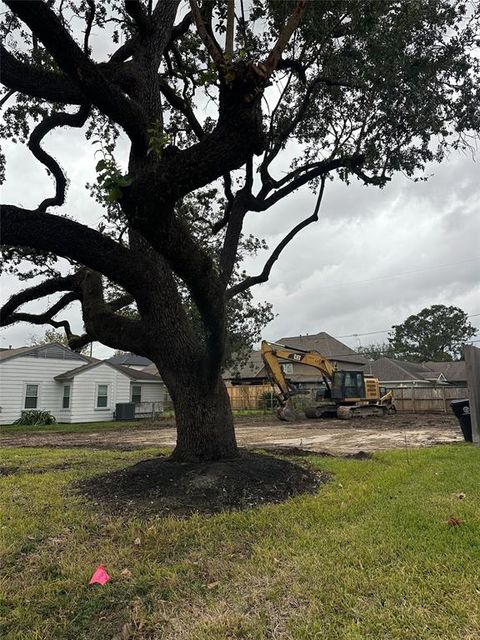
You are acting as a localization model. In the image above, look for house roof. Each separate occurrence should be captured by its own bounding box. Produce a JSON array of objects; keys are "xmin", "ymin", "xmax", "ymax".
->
[
  {"xmin": 223, "ymin": 350, "xmax": 264, "ymax": 380},
  {"xmin": 366, "ymin": 357, "xmax": 450, "ymax": 383},
  {"xmin": 365, "ymin": 358, "xmax": 425, "ymax": 382},
  {"xmin": 423, "ymin": 360, "xmax": 467, "ymax": 383},
  {"xmin": 55, "ymin": 360, "xmax": 162, "ymax": 382},
  {"xmin": 0, "ymin": 343, "xmax": 90, "ymax": 364},
  {"xmin": 107, "ymin": 352, "xmax": 153, "ymax": 367},
  {"xmin": 142, "ymin": 363, "xmax": 161, "ymax": 376},
  {"xmin": 0, "ymin": 346, "xmax": 33, "ymax": 362},
  {"xmin": 277, "ymin": 332, "xmax": 367, "ymax": 365}
]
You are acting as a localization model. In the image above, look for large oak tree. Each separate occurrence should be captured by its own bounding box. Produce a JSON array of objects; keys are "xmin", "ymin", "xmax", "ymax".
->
[
  {"xmin": 1, "ymin": 0, "xmax": 479, "ymax": 461},
  {"xmin": 389, "ymin": 304, "xmax": 477, "ymax": 362}
]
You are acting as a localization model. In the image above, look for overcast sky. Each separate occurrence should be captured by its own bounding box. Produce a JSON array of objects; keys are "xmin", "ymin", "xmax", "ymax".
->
[
  {"xmin": 1, "ymin": 130, "xmax": 478, "ymax": 358},
  {"xmin": 1, "ymin": 2, "xmax": 479, "ymax": 359},
  {"xmin": 244, "ymin": 149, "xmax": 480, "ymax": 350}
]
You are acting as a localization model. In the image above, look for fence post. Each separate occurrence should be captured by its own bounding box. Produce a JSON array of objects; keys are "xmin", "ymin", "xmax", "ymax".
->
[
  {"xmin": 442, "ymin": 387, "xmax": 447, "ymax": 413},
  {"xmin": 411, "ymin": 386, "xmax": 416, "ymax": 413}
]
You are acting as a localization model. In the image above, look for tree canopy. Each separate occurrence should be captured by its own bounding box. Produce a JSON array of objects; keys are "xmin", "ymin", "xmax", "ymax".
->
[
  {"xmin": 30, "ymin": 328, "xmax": 91, "ymax": 354},
  {"xmin": 1, "ymin": 1, "xmax": 479, "ymax": 460},
  {"xmin": 357, "ymin": 342, "xmax": 395, "ymax": 361},
  {"xmin": 388, "ymin": 304, "xmax": 477, "ymax": 362}
]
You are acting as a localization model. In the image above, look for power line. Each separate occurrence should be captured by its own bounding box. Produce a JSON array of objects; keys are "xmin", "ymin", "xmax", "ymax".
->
[
  {"xmin": 312, "ymin": 257, "xmax": 480, "ymax": 292},
  {"xmin": 335, "ymin": 312, "xmax": 480, "ymax": 340}
]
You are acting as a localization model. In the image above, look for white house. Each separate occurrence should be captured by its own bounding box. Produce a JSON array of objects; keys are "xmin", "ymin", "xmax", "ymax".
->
[{"xmin": 0, "ymin": 343, "xmax": 166, "ymax": 425}]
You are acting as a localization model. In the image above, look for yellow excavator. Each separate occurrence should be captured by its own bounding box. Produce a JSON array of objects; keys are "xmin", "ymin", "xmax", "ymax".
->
[{"xmin": 261, "ymin": 340, "xmax": 396, "ymax": 421}]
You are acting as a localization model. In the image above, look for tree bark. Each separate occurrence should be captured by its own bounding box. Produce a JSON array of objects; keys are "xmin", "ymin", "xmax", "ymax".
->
[{"xmin": 168, "ymin": 373, "xmax": 238, "ymax": 462}]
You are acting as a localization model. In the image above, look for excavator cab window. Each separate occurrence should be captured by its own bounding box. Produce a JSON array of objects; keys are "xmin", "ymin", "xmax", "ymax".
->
[
  {"xmin": 332, "ymin": 371, "xmax": 365, "ymax": 400},
  {"xmin": 315, "ymin": 384, "xmax": 329, "ymax": 401}
]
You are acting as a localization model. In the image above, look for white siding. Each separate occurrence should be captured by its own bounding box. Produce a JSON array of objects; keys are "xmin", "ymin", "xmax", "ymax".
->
[
  {"xmin": 131, "ymin": 382, "xmax": 168, "ymax": 417},
  {"xmin": 133, "ymin": 382, "xmax": 165, "ymax": 403},
  {"xmin": 0, "ymin": 356, "xmax": 84, "ymax": 425},
  {"xmin": 69, "ymin": 364, "xmax": 131, "ymax": 423}
]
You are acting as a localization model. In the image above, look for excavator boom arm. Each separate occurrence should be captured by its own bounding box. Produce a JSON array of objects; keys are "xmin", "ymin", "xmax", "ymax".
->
[{"xmin": 260, "ymin": 340, "xmax": 336, "ymax": 402}]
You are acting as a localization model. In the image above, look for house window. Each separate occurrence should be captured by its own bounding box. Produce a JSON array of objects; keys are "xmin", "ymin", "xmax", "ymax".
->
[
  {"xmin": 62, "ymin": 384, "xmax": 71, "ymax": 409},
  {"xmin": 96, "ymin": 384, "xmax": 109, "ymax": 409},
  {"xmin": 24, "ymin": 384, "xmax": 39, "ymax": 409},
  {"xmin": 281, "ymin": 363, "xmax": 294, "ymax": 375},
  {"xmin": 131, "ymin": 385, "xmax": 142, "ymax": 403}
]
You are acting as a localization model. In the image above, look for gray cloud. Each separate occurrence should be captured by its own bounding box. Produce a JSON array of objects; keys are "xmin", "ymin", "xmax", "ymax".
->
[
  {"xmin": 242, "ymin": 152, "xmax": 480, "ymax": 348},
  {"xmin": 1, "ymin": 100, "xmax": 479, "ymax": 359}
]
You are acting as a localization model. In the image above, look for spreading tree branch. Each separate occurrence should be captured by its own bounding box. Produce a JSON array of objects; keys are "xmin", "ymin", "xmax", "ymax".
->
[
  {"xmin": 78, "ymin": 270, "xmax": 147, "ymax": 355},
  {"xmin": 0, "ymin": 89, "xmax": 16, "ymax": 109},
  {"xmin": 28, "ymin": 105, "xmax": 90, "ymax": 213},
  {"xmin": 158, "ymin": 78, "xmax": 204, "ymax": 139},
  {"xmin": 124, "ymin": 0, "xmax": 149, "ymax": 33},
  {"xmin": 168, "ymin": 11, "xmax": 192, "ymax": 47},
  {"xmin": 260, "ymin": 1, "xmax": 307, "ymax": 78},
  {"xmin": 109, "ymin": 36, "xmax": 139, "ymax": 63},
  {"xmin": 0, "ymin": 45, "xmax": 84, "ymax": 104},
  {"xmin": 5, "ymin": 0, "xmax": 148, "ymax": 151},
  {"xmin": 225, "ymin": 0, "xmax": 235, "ymax": 61},
  {"xmin": 188, "ymin": 0, "xmax": 223, "ymax": 65},
  {"xmin": 0, "ymin": 276, "xmax": 76, "ymax": 322},
  {"xmin": 1, "ymin": 205, "xmax": 149, "ymax": 297},
  {"xmin": 262, "ymin": 73, "xmax": 366, "ymax": 177},
  {"xmin": 253, "ymin": 154, "xmax": 364, "ymax": 211},
  {"xmin": 219, "ymin": 159, "xmax": 254, "ymax": 284},
  {"xmin": 227, "ymin": 177, "xmax": 326, "ymax": 299},
  {"xmin": 210, "ymin": 173, "xmax": 235, "ymax": 235},
  {"xmin": 83, "ymin": 0, "xmax": 96, "ymax": 54},
  {"xmin": 1, "ymin": 293, "xmax": 79, "ymax": 335}
]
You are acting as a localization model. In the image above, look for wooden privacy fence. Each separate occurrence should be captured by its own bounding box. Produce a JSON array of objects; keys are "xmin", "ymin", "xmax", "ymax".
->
[
  {"xmin": 226, "ymin": 384, "xmax": 274, "ymax": 411},
  {"xmin": 225, "ymin": 384, "xmax": 468, "ymax": 413},
  {"xmin": 393, "ymin": 386, "xmax": 467, "ymax": 413}
]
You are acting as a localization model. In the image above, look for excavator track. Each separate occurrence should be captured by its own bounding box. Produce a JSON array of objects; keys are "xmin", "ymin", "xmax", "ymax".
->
[
  {"xmin": 304, "ymin": 404, "xmax": 337, "ymax": 419},
  {"xmin": 336, "ymin": 404, "xmax": 388, "ymax": 420}
]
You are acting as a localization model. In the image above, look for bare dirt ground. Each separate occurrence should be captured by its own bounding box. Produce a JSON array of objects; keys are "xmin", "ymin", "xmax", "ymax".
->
[{"xmin": 0, "ymin": 413, "xmax": 463, "ymax": 456}]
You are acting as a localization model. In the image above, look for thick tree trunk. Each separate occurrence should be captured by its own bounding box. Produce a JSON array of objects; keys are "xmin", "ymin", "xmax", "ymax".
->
[{"xmin": 169, "ymin": 375, "xmax": 238, "ymax": 462}]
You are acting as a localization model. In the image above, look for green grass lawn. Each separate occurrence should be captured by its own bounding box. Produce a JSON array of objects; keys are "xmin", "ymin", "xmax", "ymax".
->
[
  {"xmin": 0, "ymin": 419, "xmax": 158, "ymax": 435},
  {"xmin": 0, "ymin": 410, "xmax": 269, "ymax": 435},
  {"xmin": 1, "ymin": 444, "xmax": 479, "ymax": 639}
]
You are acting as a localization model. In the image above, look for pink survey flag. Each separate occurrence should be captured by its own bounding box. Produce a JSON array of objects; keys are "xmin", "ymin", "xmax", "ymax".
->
[{"xmin": 89, "ymin": 564, "xmax": 110, "ymax": 586}]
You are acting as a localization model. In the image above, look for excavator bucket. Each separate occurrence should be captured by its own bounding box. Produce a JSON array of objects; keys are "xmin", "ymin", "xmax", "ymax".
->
[{"xmin": 276, "ymin": 401, "xmax": 297, "ymax": 422}]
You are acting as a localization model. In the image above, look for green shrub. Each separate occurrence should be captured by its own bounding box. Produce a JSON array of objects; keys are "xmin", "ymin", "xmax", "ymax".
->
[
  {"xmin": 14, "ymin": 410, "xmax": 57, "ymax": 426},
  {"xmin": 257, "ymin": 391, "xmax": 279, "ymax": 410}
]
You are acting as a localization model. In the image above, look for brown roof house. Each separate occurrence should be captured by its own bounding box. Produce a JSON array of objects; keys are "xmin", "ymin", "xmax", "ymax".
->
[
  {"xmin": 423, "ymin": 361, "xmax": 467, "ymax": 386},
  {"xmin": 223, "ymin": 331, "xmax": 367, "ymax": 389},
  {"xmin": 366, "ymin": 357, "xmax": 466, "ymax": 387}
]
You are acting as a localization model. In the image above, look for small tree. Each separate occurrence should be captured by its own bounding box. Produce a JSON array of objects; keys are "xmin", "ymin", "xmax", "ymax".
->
[
  {"xmin": 1, "ymin": 1, "xmax": 479, "ymax": 461},
  {"xmin": 388, "ymin": 305, "xmax": 477, "ymax": 362},
  {"xmin": 30, "ymin": 328, "xmax": 90, "ymax": 355},
  {"xmin": 357, "ymin": 343, "xmax": 395, "ymax": 361}
]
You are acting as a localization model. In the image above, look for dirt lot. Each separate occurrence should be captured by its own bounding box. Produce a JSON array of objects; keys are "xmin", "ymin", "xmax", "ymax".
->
[{"xmin": 0, "ymin": 413, "xmax": 463, "ymax": 455}]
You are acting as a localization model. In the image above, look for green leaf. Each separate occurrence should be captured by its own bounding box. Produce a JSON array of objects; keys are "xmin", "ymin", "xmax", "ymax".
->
[{"xmin": 106, "ymin": 186, "xmax": 122, "ymax": 202}]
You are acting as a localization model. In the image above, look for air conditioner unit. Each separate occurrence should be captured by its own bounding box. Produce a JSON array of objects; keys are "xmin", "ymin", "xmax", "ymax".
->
[{"xmin": 115, "ymin": 402, "xmax": 136, "ymax": 420}]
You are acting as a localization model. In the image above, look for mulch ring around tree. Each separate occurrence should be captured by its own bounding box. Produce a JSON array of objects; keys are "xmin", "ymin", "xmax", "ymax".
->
[{"xmin": 75, "ymin": 450, "xmax": 329, "ymax": 517}]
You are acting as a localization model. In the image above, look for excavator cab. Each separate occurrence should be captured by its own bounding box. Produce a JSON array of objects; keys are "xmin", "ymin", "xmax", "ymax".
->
[{"xmin": 331, "ymin": 371, "xmax": 367, "ymax": 401}]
